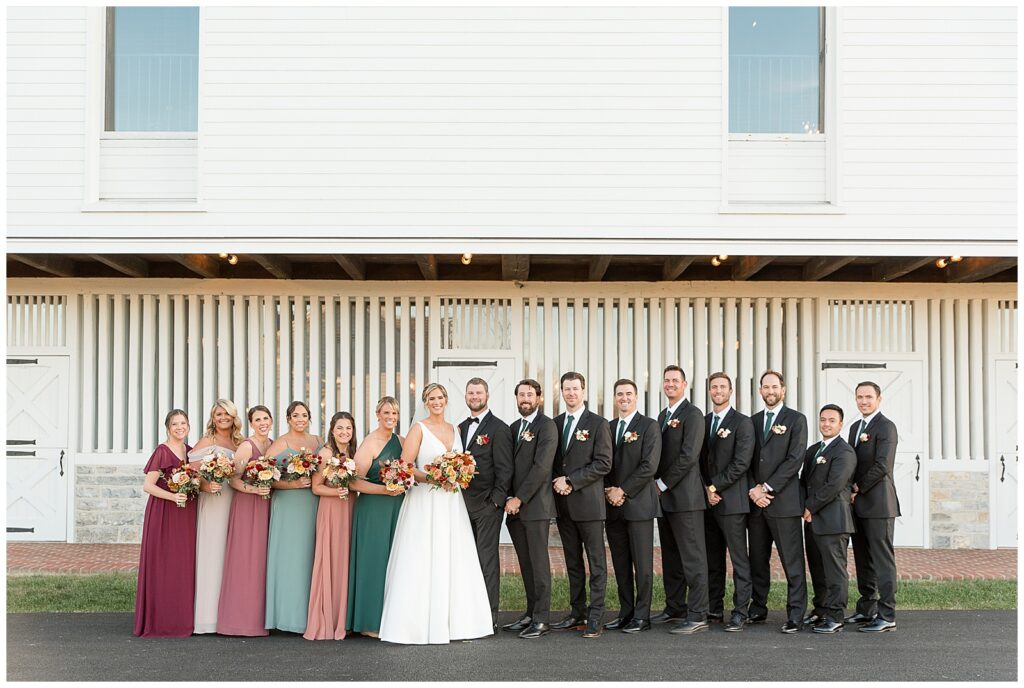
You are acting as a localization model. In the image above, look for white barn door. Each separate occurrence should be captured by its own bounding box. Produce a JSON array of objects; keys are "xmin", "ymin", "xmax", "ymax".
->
[
  {"xmin": 6, "ymin": 356, "xmax": 70, "ymax": 541},
  {"xmin": 824, "ymin": 360, "xmax": 927, "ymax": 547},
  {"xmin": 992, "ymin": 359, "xmax": 1017, "ymax": 547}
]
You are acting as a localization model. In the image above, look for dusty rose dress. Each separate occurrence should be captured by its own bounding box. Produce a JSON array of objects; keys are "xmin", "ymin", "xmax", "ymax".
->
[
  {"xmin": 303, "ymin": 486, "xmax": 356, "ymax": 640},
  {"xmin": 134, "ymin": 443, "xmax": 197, "ymax": 638},
  {"xmin": 191, "ymin": 444, "xmax": 236, "ymax": 634},
  {"xmin": 215, "ymin": 439, "xmax": 271, "ymax": 636}
]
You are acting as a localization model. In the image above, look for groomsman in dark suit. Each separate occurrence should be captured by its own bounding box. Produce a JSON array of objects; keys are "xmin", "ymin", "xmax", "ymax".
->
[
  {"xmin": 603, "ymin": 378, "xmax": 661, "ymax": 634},
  {"xmin": 503, "ymin": 379, "xmax": 558, "ymax": 639},
  {"xmin": 458, "ymin": 377, "xmax": 514, "ymax": 627},
  {"xmin": 551, "ymin": 371, "xmax": 613, "ymax": 638},
  {"xmin": 846, "ymin": 381, "xmax": 900, "ymax": 633},
  {"xmin": 653, "ymin": 365, "xmax": 709, "ymax": 635},
  {"xmin": 801, "ymin": 404, "xmax": 857, "ymax": 634},
  {"xmin": 747, "ymin": 370, "xmax": 809, "ymax": 633},
  {"xmin": 699, "ymin": 372, "xmax": 755, "ymax": 632}
]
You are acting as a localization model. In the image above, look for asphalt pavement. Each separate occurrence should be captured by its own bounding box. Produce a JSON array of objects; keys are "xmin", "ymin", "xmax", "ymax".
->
[{"xmin": 6, "ymin": 611, "xmax": 1017, "ymax": 682}]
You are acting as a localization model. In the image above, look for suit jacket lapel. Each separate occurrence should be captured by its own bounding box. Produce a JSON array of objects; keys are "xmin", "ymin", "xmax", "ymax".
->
[{"xmin": 468, "ymin": 413, "xmax": 488, "ymax": 448}]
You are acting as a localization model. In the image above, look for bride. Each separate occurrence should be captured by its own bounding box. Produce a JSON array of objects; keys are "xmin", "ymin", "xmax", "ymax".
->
[{"xmin": 378, "ymin": 382, "xmax": 494, "ymax": 644}]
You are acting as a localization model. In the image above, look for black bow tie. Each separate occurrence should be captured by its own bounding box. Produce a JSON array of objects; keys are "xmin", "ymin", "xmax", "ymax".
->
[{"xmin": 468, "ymin": 417, "xmax": 480, "ymax": 424}]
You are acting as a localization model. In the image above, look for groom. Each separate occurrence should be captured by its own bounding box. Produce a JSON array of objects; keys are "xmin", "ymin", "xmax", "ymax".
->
[{"xmin": 459, "ymin": 377, "xmax": 514, "ymax": 627}]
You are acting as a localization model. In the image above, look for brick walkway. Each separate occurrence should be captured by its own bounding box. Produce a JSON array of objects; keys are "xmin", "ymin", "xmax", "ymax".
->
[{"xmin": 7, "ymin": 542, "xmax": 1017, "ymax": 581}]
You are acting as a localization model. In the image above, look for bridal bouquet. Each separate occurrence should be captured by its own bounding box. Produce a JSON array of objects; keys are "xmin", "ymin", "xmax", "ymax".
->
[
  {"xmin": 242, "ymin": 458, "xmax": 281, "ymax": 500},
  {"xmin": 379, "ymin": 459, "xmax": 415, "ymax": 494},
  {"xmin": 198, "ymin": 451, "xmax": 236, "ymax": 494},
  {"xmin": 322, "ymin": 454, "xmax": 359, "ymax": 499},
  {"xmin": 281, "ymin": 447, "xmax": 321, "ymax": 482},
  {"xmin": 163, "ymin": 459, "xmax": 201, "ymax": 508},
  {"xmin": 423, "ymin": 451, "xmax": 476, "ymax": 493}
]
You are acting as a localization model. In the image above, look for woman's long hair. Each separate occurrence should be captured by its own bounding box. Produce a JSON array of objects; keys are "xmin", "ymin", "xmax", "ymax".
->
[
  {"xmin": 325, "ymin": 411, "xmax": 358, "ymax": 458},
  {"xmin": 204, "ymin": 399, "xmax": 245, "ymax": 446}
]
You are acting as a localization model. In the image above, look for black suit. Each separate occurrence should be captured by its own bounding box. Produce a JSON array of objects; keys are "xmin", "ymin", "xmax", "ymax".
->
[
  {"xmin": 848, "ymin": 412, "xmax": 900, "ymax": 622},
  {"xmin": 553, "ymin": 408, "xmax": 613, "ymax": 624},
  {"xmin": 699, "ymin": 408, "xmax": 754, "ymax": 619},
  {"xmin": 802, "ymin": 437, "xmax": 856, "ymax": 623},
  {"xmin": 458, "ymin": 411, "xmax": 514, "ymax": 619},
  {"xmin": 655, "ymin": 399, "xmax": 709, "ymax": 622},
  {"xmin": 507, "ymin": 412, "xmax": 557, "ymax": 625},
  {"xmin": 605, "ymin": 413, "xmax": 661, "ymax": 622},
  {"xmin": 747, "ymin": 405, "xmax": 808, "ymax": 624}
]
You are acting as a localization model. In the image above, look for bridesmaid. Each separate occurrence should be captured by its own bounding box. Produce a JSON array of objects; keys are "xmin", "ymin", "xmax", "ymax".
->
[
  {"xmin": 190, "ymin": 399, "xmax": 244, "ymax": 634},
  {"xmin": 346, "ymin": 397, "xmax": 405, "ymax": 638},
  {"xmin": 134, "ymin": 409, "xmax": 197, "ymax": 637},
  {"xmin": 265, "ymin": 400, "xmax": 321, "ymax": 633},
  {"xmin": 304, "ymin": 411, "xmax": 358, "ymax": 641},
  {"xmin": 216, "ymin": 405, "xmax": 274, "ymax": 636}
]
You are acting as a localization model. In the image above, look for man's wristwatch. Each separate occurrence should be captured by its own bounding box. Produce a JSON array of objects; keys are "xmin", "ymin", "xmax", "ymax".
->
[{"xmin": 707, "ymin": 485, "xmax": 717, "ymax": 494}]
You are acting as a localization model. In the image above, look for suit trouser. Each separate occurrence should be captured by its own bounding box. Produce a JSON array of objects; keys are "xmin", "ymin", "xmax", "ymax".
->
[
  {"xmin": 705, "ymin": 508, "xmax": 752, "ymax": 619},
  {"xmin": 808, "ymin": 530, "xmax": 851, "ymax": 623},
  {"xmin": 467, "ymin": 504, "xmax": 504, "ymax": 619},
  {"xmin": 804, "ymin": 521, "xmax": 827, "ymax": 616},
  {"xmin": 657, "ymin": 510, "xmax": 709, "ymax": 621},
  {"xmin": 604, "ymin": 516, "xmax": 655, "ymax": 621},
  {"xmin": 748, "ymin": 507, "xmax": 807, "ymax": 623},
  {"xmin": 852, "ymin": 515, "xmax": 897, "ymax": 621},
  {"xmin": 507, "ymin": 516, "xmax": 551, "ymax": 624},
  {"xmin": 556, "ymin": 516, "xmax": 607, "ymax": 623}
]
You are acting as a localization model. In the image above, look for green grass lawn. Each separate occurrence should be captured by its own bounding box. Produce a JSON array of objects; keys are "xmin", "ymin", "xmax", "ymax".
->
[{"xmin": 6, "ymin": 572, "xmax": 1017, "ymax": 613}]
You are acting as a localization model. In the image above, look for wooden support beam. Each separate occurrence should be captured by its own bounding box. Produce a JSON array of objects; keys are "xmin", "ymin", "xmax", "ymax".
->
[
  {"xmin": 501, "ymin": 255, "xmax": 530, "ymax": 281},
  {"xmin": 90, "ymin": 254, "xmax": 149, "ymax": 278},
  {"xmin": 11, "ymin": 254, "xmax": 75, "ymax": 277},
  {"xmin": 803, "ymin": 256, "xmax": 855, "ymax": 281},
  {"xmin": 872, "ymin": 257, "xmax": 933, "ymax": 282},
  {"xmin": 251, "ymin": 254, "xmax": 292, "ymax": 279},
  {"xmin": 731, "ymin": 256, "xmax": 773, "ymax": 281},
  {"xmin": 333, "ymin": 254, "xmax": 366, "ymax": 280},
  {"xmin": 170, "ymin": 254, "xmax": 220, "ymax": 278},
  {"xmin": 588, "ymin": 256, "xmax": 611, "ymax": 281},
  {"xmin": 945, "ymin": 257, "xmax": 1017, "ymax": 283},
  {"xmin": 416, "ymin": 254, "xmax": 438, "ymax": 280},
  {"xmin": 662, "ymin": 256, "xmax": 696, "ymax": 281}
]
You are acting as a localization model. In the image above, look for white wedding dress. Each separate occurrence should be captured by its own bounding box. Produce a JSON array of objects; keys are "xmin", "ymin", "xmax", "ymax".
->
[{"xmin": 378, "ymin": 421, "xmax": 494, "ymax": 644}]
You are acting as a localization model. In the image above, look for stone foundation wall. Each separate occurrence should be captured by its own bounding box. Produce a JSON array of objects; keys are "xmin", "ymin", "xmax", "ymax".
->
[
  {"xmin": 929, "ymin": 471, "xmax": 989, "ymax": 549},
  {"xmin": 75, "ymin": 465, "xmax": 147, "ymax": 543}
]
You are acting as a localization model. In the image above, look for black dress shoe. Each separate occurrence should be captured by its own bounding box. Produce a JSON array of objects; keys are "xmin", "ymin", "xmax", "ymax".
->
[
  {"xmin": 859, "ymin": 618, "xmax": 896, "ymax": 633},
  {"xmin": 582, "ymin": 621, "xmax": 603, "ymax": 638},
  {"xmin": 844, "ymin": 612, "xmax": 876, "ymax": 624},
  {"xmin": 724, "ymin": 613, "xmax": 745, "ymax": 632},
  {"xmin": 813, "ymin": 620, "xmax": 843, "ymax": 634},
  {"xmin": 802, "ymin": 613, "xmax": 823, "ymax": 626},
  {"xmin": 519, "ymin": 622, "xmax": 549, "ymax": 639},
  {"xmin": 780, "ymin": 621, "xmax": 801, "ymax": 634},
  {"xmin": 502, "ymin": 615, "xmax": 532, "ymax": 632},
  {"xmin": 621, "ymin": 619, "xmax": 651, "ymax": 634},
  {"xmin": 651, "ymin": 611, "xmax": 686, "ymax": 624},
  {"xmin": 551, "ymin": 615, "xmax": 586, "ymax": 631},
  {"xmin": 669, "ymin": 620, "xmax": 709, "ymax": 635},
  {"xmin": 746, "ymin": 614, "xmax": 767, "ymax": 624},
  {"xmin": 603, "ymin": 617, "xmax": 628, "ymax": 631},
  {"xmin": 707, "ymin": 613, "xmax": 724, "ymax": 623}
]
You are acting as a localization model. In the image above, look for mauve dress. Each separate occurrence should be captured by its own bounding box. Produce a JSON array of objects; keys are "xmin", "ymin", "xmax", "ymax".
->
[
  {"xmin": 191, "ymin": 444, "xmax": 236, "ymax": 634},
  {"xmin": 303, "ymin": 475, "xmax": 356, "ymax": 640},
  {"xmin": 216, "ymin": 438, "xmax": 271, "ymax": 636},
  {"xmin": 133, "ymin": 443, "xmax": 197, "ymax": 638}
]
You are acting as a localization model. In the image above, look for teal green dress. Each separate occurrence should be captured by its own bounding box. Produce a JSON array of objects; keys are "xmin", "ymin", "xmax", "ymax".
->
[
  {"xmin": 265, "ymin": 445, "xmax": 321, "ymax": 633},
  {"xmin": 346, "ymin": 434, "xmax": 405, "ymax": 633}
]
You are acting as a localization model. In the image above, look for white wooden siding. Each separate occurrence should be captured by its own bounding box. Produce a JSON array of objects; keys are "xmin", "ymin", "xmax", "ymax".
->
[
  {"xmin": 98, "ymin": 137, "xmax": 198, "ymax": 200},
  {"xmin": 728, "ymin": 139, "xmax": 826, "ymax": 203}
]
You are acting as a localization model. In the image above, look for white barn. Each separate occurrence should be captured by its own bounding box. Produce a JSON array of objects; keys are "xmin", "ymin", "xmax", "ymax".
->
[{"xmin": 5, "ymin": 5, "xmax": 1017, "ymax": 550}]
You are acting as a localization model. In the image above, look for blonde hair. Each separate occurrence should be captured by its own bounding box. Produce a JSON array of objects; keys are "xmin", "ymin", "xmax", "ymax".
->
[
  {"xmin": 204, "ymin": 399, "xmax": 245, "ymax": 447},
  {"xmin": 375, "ymin": 396, "xmax": 400, "ymax": 414},
  {"xmin": 421, "ymin": 382, "xmax": 448, "ymax": 403}
]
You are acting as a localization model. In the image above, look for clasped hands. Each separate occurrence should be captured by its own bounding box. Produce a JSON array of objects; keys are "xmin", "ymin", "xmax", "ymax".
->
[
  {"xmin": 552, "ymin": 476, "xmax": 572, "ymax": 496},
  {"xmin": 604, "ymin": 486, "xmax": 625, "ymax": 507},
  {"xmin": 705, "ymin": 487, "xmax": 722, "ymax": 506},
  {"xmin": 747, "ymin": 484, "xmax": 773, "ymax": 508}
]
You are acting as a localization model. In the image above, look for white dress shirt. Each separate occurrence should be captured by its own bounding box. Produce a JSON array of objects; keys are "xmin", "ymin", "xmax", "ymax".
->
[
  {"xmin": 761, "ymin": 403, "xmax": 784, "ymax": 493},
  {"xmin": 562, "ymin": 405, "xmax": 586, "ymax": 441},
  {"xmin": 614, "ymin": 409, "xmax": 639, "ymax": 441},
  {"xmin": 855, "ymin": 409, "xmax": 880, "ymax": 445},
  {"xmin": 709, "ymin": 405, "xmax": 732, "ymax": 436}
]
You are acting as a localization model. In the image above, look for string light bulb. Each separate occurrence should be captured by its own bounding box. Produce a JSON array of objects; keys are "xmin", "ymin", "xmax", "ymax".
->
[
  {"xmin": 461, "ymin": 253, "xmax": 473, "ymax": 265},
  {"xmin": 719, "ymin": 254, "xmax": 729, "ymax": 261},
  {"xmin": 218, "ymin": 252, "xmax": 228, "ymax": 259},
  {"xmin": 227, "ymin": 254, "xmax": 239, "ymax": 265},
  {"xmin": 950, "ymin": 255, "xmax": 963, "ymax": 263},
  {"xmin": 711, "ymin": 256, "xmax": 722, "ymax": 267},
  {"xmin": 936, "ymin": 258, "xmax": 949, "ymax": 269}
]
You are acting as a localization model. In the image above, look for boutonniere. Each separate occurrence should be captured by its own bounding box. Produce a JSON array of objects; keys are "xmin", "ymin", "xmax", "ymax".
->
[
  {"xmin": 623, "ymin": 431, "xmax": 639, "ymax": 444},
  {"xmin": 667, "ymin": 418, "xmax": 681, "ymax": 429},
  {"xmin": 815, "ymin": 455, "xmax": 827, "ymax": 464},
  {"xmin": 476, "ymin": 434, "xmax": 490, "ymax": 446},
  {"xmin": 859, "ymin": 433, "xmax": 870, "ymax": 443},
  {"xmin": 717, "ymin": 428, "xmax": 731, "ymax": 438},
  {"xmin": 575, "ymin": 429, "xmax": 590, "ymax": 442},
  {"xmin": 521, "ymin": 430, "xmax": 535, "ymax": 442},
  {"xmin": 771, "ymin": 425, "xmax": 787, "ymax": 435}
]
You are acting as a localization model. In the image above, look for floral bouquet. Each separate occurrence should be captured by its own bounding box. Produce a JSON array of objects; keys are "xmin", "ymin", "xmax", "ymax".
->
[
  {"xmin": 281, "ymin": 447, "xmax": 321, "ymax": 482},
  {"xmin": 423, "ymin": 451, "xmax": 476, "ymax": 493},
  {"xmin": 242, "ymin": 458, "xmax": 281, "ymax": 500},
  {"xmin": 198, "ymin": 451, "xmax": 236, "ymax": 495},
  {"xmin": 378, "ymin": 459, "xmax": 416, "ymax": 494},
  {"xmin": 322, "ymin": 454, "xmax": 359, "ymax": 499},
  {"xmin": 163, "ymin": 460, "xmax": 201, "ymax": 508}
]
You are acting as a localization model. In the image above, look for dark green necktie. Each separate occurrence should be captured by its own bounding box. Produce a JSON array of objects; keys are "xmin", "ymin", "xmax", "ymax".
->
[
  {"xmin": 763, "ymin": 411, "xmax": 775, "ymax": 440},
  {"xmin": 815, "ymin": 441, "xmax": 826, "ymax": 458},
  {"xmin": 662, "ymin": 410, "xmax": 670, "ymax": 429},
  {"xmin": 562, "ymin": 415, "xmax": 574, "ymax": 452},
  {"xmin": 710, "ymin": 414, "xmax": 720, "ymax": 439},
  {"xmin": 856, "ymin": 419, "xmax": 866, "ymax": 445},
  {"xmin": 616, "ymin": 419, "xmax": 626, "ymax": 446},
  {"xmin": 517, "ymin": 420, "xmax": 529, "ymax": 447}
]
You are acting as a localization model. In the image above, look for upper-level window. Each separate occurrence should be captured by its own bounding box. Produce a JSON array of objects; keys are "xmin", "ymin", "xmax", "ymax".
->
[
  {"xmin": 729, "ymin": 7, "xmax": 824, "ymax": 135},
  {"xmin": 104, "ymin": 7, "xmax": 199, "ymax": 132}
]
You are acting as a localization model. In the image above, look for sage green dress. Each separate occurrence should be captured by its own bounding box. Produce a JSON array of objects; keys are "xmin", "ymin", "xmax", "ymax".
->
[
  {"xmin": 265, "ymin": 445, "xmax": 321, "ymax": 633},
  {"xmin": 346, "ymin": 433, "xmax": 405, "ymax": 634}
]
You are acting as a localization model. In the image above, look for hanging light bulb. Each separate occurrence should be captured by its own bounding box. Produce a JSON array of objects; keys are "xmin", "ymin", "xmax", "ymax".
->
[
  {"xmin": 718, "ymin": 254, "xmax": 729, "ymax": 261},
  {"xmin": 711, "ymin": 256, "xmax": 722, "ymax": 267},
  {"xmin": 936, "ymin": 258, "xmax": 949, "ymax": 269},
  {"xmin": 461, "ymin": 253, "xmax": 473, "ymax": 265},
  {"xmin": 228, "ymin": 254, "xmax": 239, "ymax": 265},
  {"xmin": 950, "ymin": 255, "xmax": 963, "ymax": 263},
  {"xmin": 218, "ymin": 252, "xmax": 228, "ymax": 259}
]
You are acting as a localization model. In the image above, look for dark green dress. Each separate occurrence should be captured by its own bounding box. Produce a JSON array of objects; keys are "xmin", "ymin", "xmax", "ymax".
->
[{"xmin": 346, "ymin": 433, "xmax": 405, "ymax": 633}]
